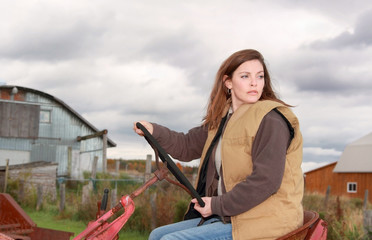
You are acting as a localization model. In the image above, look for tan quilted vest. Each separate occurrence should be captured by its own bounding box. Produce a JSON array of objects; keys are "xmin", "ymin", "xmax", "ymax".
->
[{"xmin": 198, "ymin": 100, "xmax": 304, "ymax": 240}]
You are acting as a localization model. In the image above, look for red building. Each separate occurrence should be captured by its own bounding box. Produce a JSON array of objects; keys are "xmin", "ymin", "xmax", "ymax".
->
[{"xmin": 304, "ymin": 133, "xmax": 372, "ymax": 202}]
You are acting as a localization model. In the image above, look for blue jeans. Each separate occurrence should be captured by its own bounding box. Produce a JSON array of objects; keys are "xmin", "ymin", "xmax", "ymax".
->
[{"xmin": 148, "ymin": 217, "xmax": 232, "ymax": 240}]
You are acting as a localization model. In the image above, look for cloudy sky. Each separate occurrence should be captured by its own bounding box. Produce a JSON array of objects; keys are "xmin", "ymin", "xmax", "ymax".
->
[{"xmin": 1, "ymin": 0, "xmax": 372, "ymax": 172}]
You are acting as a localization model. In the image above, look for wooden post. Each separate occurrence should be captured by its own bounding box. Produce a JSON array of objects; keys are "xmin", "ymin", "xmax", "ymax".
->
[
  {"xmin": 67, "ymin": 147, "xmax": 72, "ymax": 177},
  {"xmin": 364, "ymin": 210, "xmax": 372, "ymax": 238},
  {"xmin": 145, "ymin": 154, "xmax": 152, "ymax": 182},
  {"xmin": 150, "ymin": 192, "xmax": 157, "ymax": 230},
  {"xmin": 82, "ymin": 183, "xmax": 92, "ymax": 206},
  {"xmin": 36, "ymin": 185, "xmax": 43, "ymax": 211},
  {"xmin": 115, "ymin": 160, "xmax": 120, "ymax": 174},
  {"xmin": 111, "ymin": 182, "xmax": 117, "ymax": 209},
  {"xmin": 82, "ymin": 159, "xmax": 97, "ymax": 205},
  {"xmin": 59, "ymin": 182, "xmax": 65, "ymax": 213},
  {"xmin": 324, "ymin": 185, "xmax": 331, "ymax": 208},
  {"xmin": 364, "ymin": 189, "xmax": 369, "ymax": 210},
  {"xmin": 3, "ymin": 159, "xmax": 9, "ymax": 193},
  {"xmin": 91, "ymin": 156, "xmax": 98, "ymax": 179},
  {"xmin": 102, "ymin": 132, "xmax": 108, "ymax": 173},
  {"xmin": 90, "ymin": 156, "xmax": 98, "ymax": 190},
  {"xmin": 77, "ymin": 129, "xmax": 107, "ymax": 142}
]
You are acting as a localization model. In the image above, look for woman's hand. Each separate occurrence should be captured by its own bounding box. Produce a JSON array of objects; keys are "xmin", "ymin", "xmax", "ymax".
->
[
  {"xmin": 133, "ymin": 121, "xmax": 154, "ymax": 136},
  {"xmin": 191, "ymin": 197, "xmax": 213, "ymax": 218}
]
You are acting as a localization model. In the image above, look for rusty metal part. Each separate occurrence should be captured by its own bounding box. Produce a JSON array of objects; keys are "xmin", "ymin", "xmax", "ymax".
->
[
  {"xmin": 29, "ymin": 227, "xmax": 75, "ymax": 240},
  {"xmin": 0, "ymin": 232, "xmax": 15, "ymax": 240},
  {"xmin": 0, "ymin": 193, "xmax": 35, "ymax": 236},
  {"xmin": 130, "ymin": 169, "xmax": 165, "ymax": 199},
  {"xmin": 0, "ymin": 193, "xmax": 74, "ymax": 240}
]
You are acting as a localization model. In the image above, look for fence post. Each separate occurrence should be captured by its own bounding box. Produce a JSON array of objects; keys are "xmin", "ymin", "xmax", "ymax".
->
[
  {"xmin": 92, "ymin": 156, "xmax": 98, "ymax": 179},
  {"xmin": 150, "ymin": 192, "xmax": 157, "ymax": 230},
  {"xmin": 364, "ymin": 209, "xmax": 372, "ymax": 238},
  {"xmin": 36, "ymin": 184, "xmax": 43, "ymax": 211},
  {"xmin": 103, "ymin": 132, "xmax": 108, "ymax": 173},
  {"xmin": 3, "ymin": 159, "xmax": 9, "ymax": 193},
  {"xmin": 364, "ymin": 189, "xmax": 369, "ymax": 210},
  {"xmin": 59, "ymin": 178, "xmax": 65, "ymax": 213},
  {"xmin": 115, "ymin": 160, "xmax": 120, "ymax": 174},
  {"xmin": 91, "ymin": 156, "xmax": 98, "ymax": 191},
  {"xmin": 82, "ymin": 183, "xmax": 92, "ymax": 206},
  {"xmin": 111, "ymin": 181, "xmax": 117, "ymax": 209},
  {"xmin": 145, "ymin": 154, "xmax": 152, "ymax": 182},
  {"xmin": 324, "ymin": 185, "xmax": 331, "ymax": 208}
]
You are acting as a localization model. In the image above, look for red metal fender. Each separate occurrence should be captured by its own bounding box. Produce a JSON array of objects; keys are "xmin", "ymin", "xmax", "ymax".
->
[{"xmin": 306, "ymin": 219, "xmax": 328, "ymax": 240}]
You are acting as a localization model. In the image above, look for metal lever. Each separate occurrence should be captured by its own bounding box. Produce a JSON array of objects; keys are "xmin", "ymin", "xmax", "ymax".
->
[{"xmin": 101, "ymin": 188, "xmax": 109, "ymax": 211}]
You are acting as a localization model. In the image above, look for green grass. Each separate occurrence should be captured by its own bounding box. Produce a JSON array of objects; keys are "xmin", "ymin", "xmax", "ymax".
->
[{"xmin": 24, "ymin": 208, "xmax": 148, "ymax": 240}]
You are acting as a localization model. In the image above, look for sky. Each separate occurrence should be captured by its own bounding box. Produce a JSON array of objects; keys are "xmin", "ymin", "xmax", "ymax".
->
[{"xmin": 1, "ymin": 0, "xmax": 372, "ymax": 172}]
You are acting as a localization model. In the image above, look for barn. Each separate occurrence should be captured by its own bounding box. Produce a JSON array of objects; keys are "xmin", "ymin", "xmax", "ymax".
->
[
  {"xmin": 0, "ymin": 85, "xmax": 116, "ymax": 179},
  {"xmin": 304, "ymin": 132, "xmax": 372, "ymax": 202}
]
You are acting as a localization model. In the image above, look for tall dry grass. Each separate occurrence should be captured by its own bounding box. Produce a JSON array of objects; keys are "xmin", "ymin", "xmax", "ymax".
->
[
  {"xmin": 303, "ymin": 191, "xmax": 371, "ymax": 240},
  {"xmin": 6, "ymin": 171, "xmax": 372, "ymax": 239}
]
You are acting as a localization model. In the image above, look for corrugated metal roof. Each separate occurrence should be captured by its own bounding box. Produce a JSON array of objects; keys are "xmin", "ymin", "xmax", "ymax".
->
[{"xmin": 333, "ymin": 132, "xmax": 372, "ymax": 173}]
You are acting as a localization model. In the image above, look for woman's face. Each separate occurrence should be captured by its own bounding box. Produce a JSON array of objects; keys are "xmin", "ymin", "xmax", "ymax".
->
[{"xmin": 224, "ymin": 59, "xmax": 265, "ymax": 111}]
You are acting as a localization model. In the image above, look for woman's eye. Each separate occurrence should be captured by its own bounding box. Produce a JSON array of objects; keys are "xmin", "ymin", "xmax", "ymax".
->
[
  {"xmin": 258, "ymin": 75, "xmax": 265, "ymax": 79},
  {"xmin": 241, "ymin": 75, "xmax": 248, "ymax": 79}
]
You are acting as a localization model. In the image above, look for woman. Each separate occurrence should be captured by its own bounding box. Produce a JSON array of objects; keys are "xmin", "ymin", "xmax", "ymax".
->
[{"xmin": 134, "ymin": 49, "xmax": 304, "ymax": 240}]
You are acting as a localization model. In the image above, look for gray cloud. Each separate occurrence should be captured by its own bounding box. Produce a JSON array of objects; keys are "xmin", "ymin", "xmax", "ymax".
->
[
  {"xmin": 308, "ymin": 9, "xmax": 372, "ymax": 49},
  {"xmin": 1, "ymin": 0, "xmax": 372, "ymax": 164},
  {"xmin": 272, "ymin": 0, "xmax": 370, "ymax": 23},
  {"xmin": 1, "ymin": 25, "xmax": 104, "ymax": 61},
  {"xmin": 277, "ymin": 32, "xmax": 372, "ymax": 95},
  {"xmin": 0, "ymin": 9, "xmax": 107, "ymax": 61},
  {"xmin": 293, "ymin": 58, "xmax": 372, "ymax": 94}
]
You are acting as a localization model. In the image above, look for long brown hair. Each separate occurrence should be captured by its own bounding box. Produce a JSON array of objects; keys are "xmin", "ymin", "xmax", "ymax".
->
[{"xmin": 203, "ymin": 49, "xmax": 290, "ymax": 130}]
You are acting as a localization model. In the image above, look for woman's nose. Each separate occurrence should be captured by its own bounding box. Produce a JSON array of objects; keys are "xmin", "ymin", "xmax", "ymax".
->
[{"xmin": 250, "ymin": 78, "xmax": 257, "ymax": 86}]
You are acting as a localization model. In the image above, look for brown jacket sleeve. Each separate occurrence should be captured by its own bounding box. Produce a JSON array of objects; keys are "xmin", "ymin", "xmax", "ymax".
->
[
  {"xmin": 151, "ymin": 123, "xmax": 208, "ymax": 162},
  {"xmin": 211, "ymin": 110, "xmax": 291, "ymax": 217}
]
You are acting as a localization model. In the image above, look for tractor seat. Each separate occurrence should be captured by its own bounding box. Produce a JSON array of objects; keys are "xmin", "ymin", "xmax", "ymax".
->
[{"xmin": 277, "ymin": 210, "xmax": 327, "ymax": 240}]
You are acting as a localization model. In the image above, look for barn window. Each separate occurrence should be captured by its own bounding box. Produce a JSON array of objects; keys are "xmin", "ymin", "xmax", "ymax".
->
[
  {"xmin": 347, "ymin": 182, "xmax": 357, "ymax": 193},
  {"xmin": 40, "ymin": 110, "xmax": 51, "ymax": 123}
]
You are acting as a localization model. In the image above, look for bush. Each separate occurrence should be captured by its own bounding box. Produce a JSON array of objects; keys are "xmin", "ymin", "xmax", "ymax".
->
[
  {"xmin": 5, "ymin": 178, "xmax": 20, "ymax": 201},
  {"xmin": 126, "ymin": 203, "xmax": 151, "ymax": 233}
]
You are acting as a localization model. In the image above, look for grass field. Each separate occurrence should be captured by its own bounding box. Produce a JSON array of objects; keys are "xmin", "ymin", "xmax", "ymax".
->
[{"xmin": 24, "ymin": 207, "xmax": 148, "ymax": 240}]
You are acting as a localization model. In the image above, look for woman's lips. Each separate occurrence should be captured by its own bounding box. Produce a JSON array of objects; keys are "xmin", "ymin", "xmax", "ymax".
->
[{"xmin": 247, "ymin": 90, "xmax": 258, "ymax": 95}]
